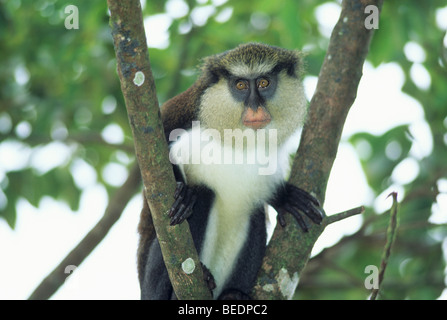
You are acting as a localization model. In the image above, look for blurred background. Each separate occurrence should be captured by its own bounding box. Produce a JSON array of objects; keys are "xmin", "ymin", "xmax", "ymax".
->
[{"xmin": 0, "ymin": 0, "xmax": 446, "ymax": 299}]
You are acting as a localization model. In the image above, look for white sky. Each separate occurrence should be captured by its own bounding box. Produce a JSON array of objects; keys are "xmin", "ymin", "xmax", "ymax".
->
[{"xmin": 0, "ymin": 1, "xmax": 446, "ymax": 300}]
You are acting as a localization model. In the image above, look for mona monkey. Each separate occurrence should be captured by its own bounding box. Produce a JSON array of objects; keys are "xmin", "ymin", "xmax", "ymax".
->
[{"xmin": 137, "ymin": 43, "xmax": 324, "ymax": 299}]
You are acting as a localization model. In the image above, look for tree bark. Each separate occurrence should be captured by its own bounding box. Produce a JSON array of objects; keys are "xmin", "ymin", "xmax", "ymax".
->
[
  {"xmin": 107, "ymin": 0, "xmax": 211, "ymax": 299},
  {"xmin": 252, "ymin": 0, "xmax": 384, "ymax": 299}
]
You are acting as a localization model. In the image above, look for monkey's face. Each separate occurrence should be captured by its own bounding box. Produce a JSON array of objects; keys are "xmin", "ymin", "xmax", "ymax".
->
[
  {"xmin": 198, "ymin": 43, "xmax": 308, "ymax": 147},
  {"xmin": 199, "ymin": 69, "xmax": 307, "ymax": 147}
]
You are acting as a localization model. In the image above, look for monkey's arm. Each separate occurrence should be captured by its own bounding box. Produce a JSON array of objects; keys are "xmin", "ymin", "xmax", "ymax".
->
[
  {"xmin": 161, "ymin": 78, "xmax": 211, "ymax": 139},
  {"xmin": 269, "ymin": 183, "xmax": 325, "ymax": 232},
  {"xmin": 169, "ymin": 182, "xmax": 325, "ymax": 231}
]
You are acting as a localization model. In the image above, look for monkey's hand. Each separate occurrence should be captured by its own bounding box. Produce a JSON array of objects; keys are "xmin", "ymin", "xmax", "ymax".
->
[
  {"xmin": 169, "ymin": 182, "xmax": 198, "ymax": 226},
  {"xmin": 270, "ymin": 183, "xmax": 325, "ymax": 232}
]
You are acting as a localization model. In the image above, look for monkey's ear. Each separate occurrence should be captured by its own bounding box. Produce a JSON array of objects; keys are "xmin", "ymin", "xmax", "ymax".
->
[
  {"xmin": 201, "ymin": 54, "xmax": 231, "ymax": 84},
  {"xmin": 272, "ymin": 61, "xmax": 299, "ymax": 78},
  {"xmin": 293, "ymin": 50, "xmax": 307, "ymax": 78},
  {"xmin": 206, "ymin": 69, "xmax": 221, "ymax": 85},
  {"xmin": 287, "ymin": 61, "xmax": 300, "ymax": 78}
]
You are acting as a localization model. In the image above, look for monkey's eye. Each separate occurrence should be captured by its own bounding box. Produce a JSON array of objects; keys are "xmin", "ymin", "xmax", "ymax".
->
[
  {"xmin": 258, "ymin": 78, "xmax": 270, "ymax": 89},
  {"xmin": 235, "ymin": 80, "xmax": 248, "ymax": 90}
]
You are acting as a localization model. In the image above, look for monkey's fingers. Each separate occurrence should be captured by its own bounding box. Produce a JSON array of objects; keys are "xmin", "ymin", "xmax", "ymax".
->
[
  {"xmin": 286, "ymin": 183, "xmax": 321, "ymax": 207},
  {"xmin": 273, "ymin": 185, "xmax": 325, "ymax": 232},
  {"xmin": 276, "ymin": 208, "xmax": 287, "ymax": 228},
  {"xmin": 170, "ymin": 203, "xmax": 186, "ymax": 225},
  {"xmin": 273, "ymin": 204, "xmax": 308, "ymax": 230},
  {"xmin": 169, "ymin": 182, "xmax": 188, "ymax": 217},
  {"xmin": 169, "ymin": 189, "xmax": 197, "ymax": 225},
  {"xmin": 276, "ymin": 203, "xmax": 323, "ymax": 232},
  {"xmin": 283, "ymin": 203, "xmax": 309, "ymax": 232},
  {"xmin": 288, "ymin": 196, "xmax": 324, "ymax": 225},
  {"xmin": 286, "ymin": 184, "xmax": 325, "ymax": 224},
  {"xmin": 169, "ymin": 196, "xmax": 183, "ymax": 218},
  {"xmin": 174, "ymin": 181, "xmax": 186, "ymax": 199}
]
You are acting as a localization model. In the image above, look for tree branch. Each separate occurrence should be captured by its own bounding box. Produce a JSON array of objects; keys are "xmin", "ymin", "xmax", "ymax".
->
[
  {"xmin": 252, "ymin": 0, "xmax": 384, "ymax": 299},
  {"xmin": 106, "ymin": 0, "xmax": 211, "ymax": 299},
  {"xmin": 325, "ymin": 206, "xmax": 365, "ymax": 226}
]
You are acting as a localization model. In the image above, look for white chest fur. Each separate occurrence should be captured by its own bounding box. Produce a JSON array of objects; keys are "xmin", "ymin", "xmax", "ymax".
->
[{"xmin": 169, "ymin": 126, "xmax": 291, "ymax": 297}]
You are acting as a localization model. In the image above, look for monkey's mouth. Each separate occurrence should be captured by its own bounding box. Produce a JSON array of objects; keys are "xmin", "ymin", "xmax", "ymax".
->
[{"xmin": 243, "ymin": 118, "xmax": 271, "ymax": 129}]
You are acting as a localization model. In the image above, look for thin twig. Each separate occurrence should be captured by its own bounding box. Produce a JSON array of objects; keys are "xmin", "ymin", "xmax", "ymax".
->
[
  {"xmin": 370, "ymin": 192, "xmax": 399, "ymax": 300},
  {"xmin": 325, "ymin": 206, "xmax": 365, "ymax": 226}
]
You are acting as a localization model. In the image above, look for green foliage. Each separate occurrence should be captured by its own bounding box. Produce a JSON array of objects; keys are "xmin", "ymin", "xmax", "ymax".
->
[
  {"xmin": 0, "ymin": 0, "xmax": 445, "ymax": 299},
  {"xmin": 0, "ymin": 0, "xmax": 131, "ymax": 227},
  {"xmin": 350, "ymin": 125, "xmax": 413, "ymax": 191}
]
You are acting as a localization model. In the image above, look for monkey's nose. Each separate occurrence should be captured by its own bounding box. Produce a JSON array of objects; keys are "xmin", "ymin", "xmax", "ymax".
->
[{"xmin": 243, "ymin": 107, "xmax": 271, "ymax": 129}]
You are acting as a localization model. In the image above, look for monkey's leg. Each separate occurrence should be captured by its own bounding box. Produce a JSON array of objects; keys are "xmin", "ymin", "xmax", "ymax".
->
[
  {"xmin": 218, "ymin": 289, "xmax": 251, "ymax": 300},
  {"xmin": 201, "ymin": 262, "xmax": 217, "ymax": 293}
]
